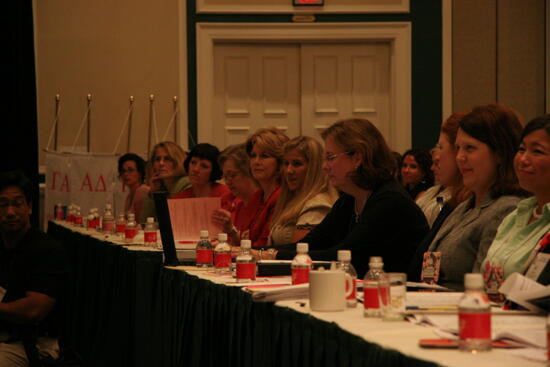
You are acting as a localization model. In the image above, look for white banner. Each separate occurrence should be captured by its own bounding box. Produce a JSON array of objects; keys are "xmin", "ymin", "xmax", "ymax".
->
[{"xmin": 45, "ymin": 151, "xmax": 125, "ymax": 225}]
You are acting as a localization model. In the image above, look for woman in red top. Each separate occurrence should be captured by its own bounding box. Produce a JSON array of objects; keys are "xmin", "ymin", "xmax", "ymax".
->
[
  {"xmin": 212, "ymin": 144, "xmax": 260, "ymax": 245},
  {"xmin": 244, "ymin": 128, "xmax": 289, "ymax": 247},
  {"xmin": 171, "ymin": 143, "xmax": 230, "ymax": 199}
]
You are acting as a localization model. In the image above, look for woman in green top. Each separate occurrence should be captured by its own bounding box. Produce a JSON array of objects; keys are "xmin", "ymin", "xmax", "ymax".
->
[
  {"xmin": 139, "ymin": 141, "xmax": 191, "ymax": 223},
  {"xmin": 482, "ymin": 114, "xmax": 550, "ymax": 288}
]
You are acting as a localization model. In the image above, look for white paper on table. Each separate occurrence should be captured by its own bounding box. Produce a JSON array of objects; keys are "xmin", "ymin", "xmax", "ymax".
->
[
  {"xmin": 406, "ymin": 281, "xmax": 451, "ymax": 291},
  {"xmin": 499, "ymin": 272, "xmax": 549, "ymax": 313},
  {"xmin": 406, "ymin": 292, "xmax": 463, "ymax": 307},
  {"xmin": 246, "ymin": 283, "xmax": 309, "ymax": 302},
  {"xmin": 168, "ymin": 197, "xmax": 222, "ymax": 241}
]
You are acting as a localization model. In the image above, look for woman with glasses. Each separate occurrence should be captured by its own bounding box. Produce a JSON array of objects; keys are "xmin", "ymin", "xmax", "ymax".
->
[
  {"xmin": 118, "ymin": 153, "xmax": 150, "ymax": 220},
  {"xmin": 139, "ymin": 141, "xmax": 190, "ymax": 223},
  {"xmin": 268, "ymin": 136, "xmax": 337, "ymax": 246},
  {"xmin": 264, "ymin": 118, "xmax": 429, "ymax": 277},
  {"xmin": 212, "ymin": 144, "xmax": 259, "ymax": 245}
]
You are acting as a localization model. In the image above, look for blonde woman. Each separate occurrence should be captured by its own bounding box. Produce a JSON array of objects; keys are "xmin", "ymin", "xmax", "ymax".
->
[
  {"xmin": 269, "ymin": 136, "xmax": 338, "ymax": 246},
  {"xmin": 140, "ymin": 141, "xmax": 190, "ymax": 223},
  {"xmin": 244, "ymin": 127, "xmax": 289, "ymax": 247}
]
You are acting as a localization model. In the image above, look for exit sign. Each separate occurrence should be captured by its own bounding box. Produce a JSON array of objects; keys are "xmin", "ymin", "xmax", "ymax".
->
[{"xmin": 293, "ymin": 0, "xmax": 324, "ymax": 5}]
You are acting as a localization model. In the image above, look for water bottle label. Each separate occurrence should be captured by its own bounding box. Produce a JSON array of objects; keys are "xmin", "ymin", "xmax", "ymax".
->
[
  {"xmin": 125, "ymin": 228, "xmax": 137, "ymax": 239},
  {"xmin": 214, "ymin": 253, "xmax": 232, "ymax": 268},
  {"xmin": 103, "ymin": 222, "xmax": 114, "ymax": 232},
  {"xmin": 291, "ymin": 268, "xmax": 309, "ymax": 284},
  {"xmin": 196, "ymin": 249, "xmax": 213, "ymax": 264},
  {"xmin": 346, "ymin": 279, "xmax": 357, "ymax": 300},
  {"xmin": 363, "ymin": 287, "xmax": 380, "ymax": 309},
  {"xmin": 116, "ymin": 224, "xmax": 126, "ymax": 233},
  {"xmin": 459, "ymin": 312, "xmax": 491, "ymax": 339},
  {"xmin": 144, "ymin": 232, "xmax": 157, "ymax": 243},
  {"xmin": 236, "ymin": 263, "xmax": 256, "ymax": 280}
]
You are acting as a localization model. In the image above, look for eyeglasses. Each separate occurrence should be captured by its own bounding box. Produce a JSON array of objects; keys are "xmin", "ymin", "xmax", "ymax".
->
[
  {"xmin": 223, "ymin": 171, "xmax": 241, "ymax": 182},
  {"xmin": 325, "ymin": 151, "xmax": 352, "ymax": 163},
  {"xmin": 119, "ymin": 167, "xmax": 137, "ymax": 175}
]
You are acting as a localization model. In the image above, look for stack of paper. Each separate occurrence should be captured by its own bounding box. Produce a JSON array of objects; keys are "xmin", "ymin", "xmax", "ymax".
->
[{"xmin": 246, "ymin": 284, "xmax": 309, "ymax": 302}]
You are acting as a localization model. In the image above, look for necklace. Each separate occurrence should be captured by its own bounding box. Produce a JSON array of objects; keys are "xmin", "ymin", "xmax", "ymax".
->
[
  {"xmin": 532, "ymin": 206, "xmax": 543, "ymax": 220},
  {"xmin": 354, "ymin": 191, "xmax": 371, "ymax": 223}
]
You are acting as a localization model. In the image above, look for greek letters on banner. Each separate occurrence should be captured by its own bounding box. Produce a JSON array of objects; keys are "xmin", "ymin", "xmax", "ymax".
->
[{"xmin": 45, "ymin": 151, "xmax": 125, "ymax": 225}]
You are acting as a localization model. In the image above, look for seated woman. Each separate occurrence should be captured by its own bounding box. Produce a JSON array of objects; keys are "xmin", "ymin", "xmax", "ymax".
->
[
  {"xmin": 242, "ymin": 127, "xmax": 289, "ymax": 247},
  {"xmin": 266, "ymin": 118, "xmax": 429, "ymax": 277},
  {"xmin": 482, "ymin": 114, "xmax": 550, "ymax": 287},
  {"xmin": 415, "ymin": 147, "xmax": 450, "ymax": 226},
  {"xmin": 139, "ymin": 141, "xmax": 190, "ymax": 223},
  {"xmin": 212, "ymin": 144, "xmax": 259, "ymax": 245},
  {"xmin": 118, "ymin": 153, "xmax": 150, "ymax": 220},
  {"xmin": 426, "ymin": 104, "xmax": 527, "ymax": 290},
  {"xmin": 269, "ymin": 136, "xmax": 338, "ymax": 246},
  {"xmin": 400, "ymin": 148, "xmax": 434, "ymax": 200},
  {"xmin": 408, "ymin": 112, "xmax": 471, "ymax": 281},
  {"xmin": 171, "ymin": 143, "xmax": 230, "ymax": 199}
]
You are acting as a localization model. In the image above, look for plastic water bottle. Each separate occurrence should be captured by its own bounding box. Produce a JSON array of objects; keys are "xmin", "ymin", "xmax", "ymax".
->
[
  {"xmin": 196, "ymin": 230, "xmax": 213, "ymax": 268},
  {"xmin": 102, "ymin": 204, "xmax": 115, "ymax": 234},
  {"xmin": 66, "ymin": 204, "xmax": 75, "ymax": 223},
  {"xmin": 86, "ymin": 209, "xmax": 96, "ymax": 229},
  {"xmin": 74, "ymin": 206, "xmax": 83, "ymax": 227},
  {"xmin": 214, "ymin": 233, "xmax": 232, "ymax": 273},
  {"xmin": 236, "ymin": 239, "xmax": 256, "ymax": 282},
  {"xmin": 291, "ymin": 243, "xmax": 312, "ymax": 285},
  {"xmin": 125, "ymin": 213, "xmax": 138, "ymax": 244},
  {"xmin": 458, "ymin": 273, "xmax": 492, "ymax": 352},
  {"xmin": 115, "ymin": 214, "xmax": 126, "ymax": 238},
  {"xmin": 144, "ymin": 217, "xmax": 157, "ymax": 247},
  {"xmin": 55, "ymin": 203, "xmax": 64, "ymax": 220},
  {"xmin": 363, "ymin": 256, "xmax": 386, "ymax": 317},
  {"xmin": 336, "ymin": 250, "xmax": 357, "ymax": 307}
]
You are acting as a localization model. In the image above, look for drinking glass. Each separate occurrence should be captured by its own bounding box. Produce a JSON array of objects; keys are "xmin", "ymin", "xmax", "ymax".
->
[{"xmin": 382, "ymin": 272, "xmax": 407, "ymax": 321}]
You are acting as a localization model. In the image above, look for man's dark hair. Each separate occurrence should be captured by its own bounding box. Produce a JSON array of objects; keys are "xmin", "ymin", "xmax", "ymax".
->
[{"xmin": 0, "ymin": 170, "xmax": 33, "ymax": 203}]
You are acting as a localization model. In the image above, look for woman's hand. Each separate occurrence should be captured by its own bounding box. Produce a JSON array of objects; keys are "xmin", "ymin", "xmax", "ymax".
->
[
  {"xmin": 149, "ymin": 172, "xmax": 163, "ymax": 192},
  {"xmin": 212, "ymin": 208, "xmax": 233, "ymax": 234}
]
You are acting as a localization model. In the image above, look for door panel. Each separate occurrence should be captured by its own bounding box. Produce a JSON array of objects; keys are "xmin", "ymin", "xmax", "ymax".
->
[
  {"xmin": 213, "ymin": 42, "xmax": 392, "ymax": 149},
  {"xmin": 301, "ymin": 43, "xmax": 391, "ymax": 142},
  {"xmin": 213, "ymin": 43, "xmax": 300, "ymax": 147}
]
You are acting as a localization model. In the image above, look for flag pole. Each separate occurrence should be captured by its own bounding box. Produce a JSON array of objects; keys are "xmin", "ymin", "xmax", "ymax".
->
[
  {"xmin": 147, "ymin": 94, "xmax": 155, "ymax": 158},
  {"xmin": 173, "ymin": 96, "xmax": 178, "ymax": 144},
  {"xmin": 54, "ymin": 94, "xmax": 60, "ymax": 151},
  {"xmin": 127, "ymin": 96, "xmax": 134, "ymax": 152},
  {"xmin": 86, "ymin": 94, "xmax": 92, "ymax": 153}
]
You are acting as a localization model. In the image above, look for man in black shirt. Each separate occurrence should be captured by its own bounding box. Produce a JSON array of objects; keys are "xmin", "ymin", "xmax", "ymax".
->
[{"xmin": 0, "ymin": 171, "xmax": 68, "ymax": 366}]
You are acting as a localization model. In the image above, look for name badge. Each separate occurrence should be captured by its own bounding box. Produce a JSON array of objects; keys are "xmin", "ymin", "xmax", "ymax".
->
[
  {"xmin": 525, "ymin": 253, "xmax": 550, "ymax": 281},
  {"xmin": 421, "ymin": 251, "xmax": 442, "ymax": 284}
]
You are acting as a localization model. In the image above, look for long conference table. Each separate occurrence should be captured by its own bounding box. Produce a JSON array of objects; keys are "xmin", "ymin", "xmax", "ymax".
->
[{"xmin": 47, "ymin": 221, "xmax": 545, "ymax": 367}]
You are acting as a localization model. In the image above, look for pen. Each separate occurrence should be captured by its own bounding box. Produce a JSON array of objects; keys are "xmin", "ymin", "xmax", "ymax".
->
[{"xmin": 407, "ymin": 306, "xmax": 457, "ymax": 311}]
